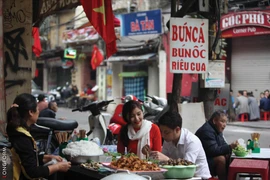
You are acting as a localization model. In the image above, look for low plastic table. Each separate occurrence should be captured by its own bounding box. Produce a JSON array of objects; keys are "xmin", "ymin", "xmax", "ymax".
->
[{"xmin": 228, "ymin": 159, "xmax": 269, "ymax": 180}]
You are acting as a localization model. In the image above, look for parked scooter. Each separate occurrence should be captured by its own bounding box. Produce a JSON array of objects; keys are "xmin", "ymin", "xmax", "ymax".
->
[
  {"xmin": 30, "ymin": 117, "xmax": 78, "ymax": 154},
  {"xmin": 72, "ymin": 100, "xmax": 114, "ymax": 145},
  {"xmin": 143, "ymin": 95, "xmax": 167, "ymax": 123}
]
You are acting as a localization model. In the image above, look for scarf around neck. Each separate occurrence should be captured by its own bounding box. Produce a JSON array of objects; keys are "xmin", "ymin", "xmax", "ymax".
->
[{"xmin": 128, "ymin": 120, "xmax": 152, "ymax": 159}]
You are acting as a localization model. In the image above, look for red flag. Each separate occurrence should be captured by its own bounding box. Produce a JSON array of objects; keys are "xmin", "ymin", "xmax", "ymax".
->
[
  {"xmin": 80, "ymin": 0, "xmax": 117, "ymax": 58},
  {"xmin": 32, "ymin": 27, "xmax": 42, "ymax": 57},
  {"xmin": 91, "ymin": 45, "xmax": 104, "ymax": 70}
]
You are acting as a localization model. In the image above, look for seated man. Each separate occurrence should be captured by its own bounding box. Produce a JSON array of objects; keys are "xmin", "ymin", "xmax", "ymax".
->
[
  {"xmin": 195, "ymin": 110, "xmax": 238, "ymax": 180},
  {"xmin": 39, "ymin": 101, "xmax": 58, "ymax": 118},
  {"xmin": 37, "ymin": 94, "xmax": 48, "ymax": 112},
  {"xmin": 147, "ymin": 111, "xmax": 211, "ymax": 179}
]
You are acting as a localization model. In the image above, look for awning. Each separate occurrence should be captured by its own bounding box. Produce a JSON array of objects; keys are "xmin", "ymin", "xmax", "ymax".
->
[
  {"xmin": 107, "ymin": 53, "xmax": 157, "ymax": 62},
  {"xmin": 119, "ymin": 71, "xmax": 148, "ymax": 77}
]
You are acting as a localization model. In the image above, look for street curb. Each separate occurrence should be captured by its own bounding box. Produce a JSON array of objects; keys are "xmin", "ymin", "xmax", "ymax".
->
[{"xmin": 227, "ymin": 123, "xmax": 270, "ymax": 129}]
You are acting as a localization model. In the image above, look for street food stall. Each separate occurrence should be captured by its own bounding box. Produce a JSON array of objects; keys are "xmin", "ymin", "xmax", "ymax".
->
[{"xmin": 56, "ymin": 140, "xmax": 199, "ymax": 180}]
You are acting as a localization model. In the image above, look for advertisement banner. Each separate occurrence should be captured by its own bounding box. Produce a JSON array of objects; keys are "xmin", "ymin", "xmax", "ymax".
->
[
  {"xmin": 221, "ymin": 11, "xmax": 270, "ymax": 38},
  {"xmin": 116, "ymin": 9, "xmax": 162, "ymax": 36},
  {"xmin": 170, "ymin": 18, "xmax": 209, "ymax": 74},
  {"xmin": 204, "ymin": 60, "xmax": 225, "ymax": 88},
  {"xmin": 62, "ymin": 26, "xmax": 99, "ymax": 44}
]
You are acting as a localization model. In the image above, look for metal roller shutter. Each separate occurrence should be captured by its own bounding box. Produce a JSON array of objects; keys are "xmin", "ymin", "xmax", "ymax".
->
[{"xmin": 231, "ymin": 35, "xmax": 270, "ymax": 100}]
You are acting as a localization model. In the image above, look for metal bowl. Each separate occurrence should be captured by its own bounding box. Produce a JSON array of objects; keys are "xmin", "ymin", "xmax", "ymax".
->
[{"xmin": 66, "ymin": 155, "xmax": 102, "ymax": 164}]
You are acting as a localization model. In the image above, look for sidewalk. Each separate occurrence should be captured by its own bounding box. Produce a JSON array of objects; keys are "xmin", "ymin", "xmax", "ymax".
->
[{"xmin": 227, "ymin": 120, "xmax": 270, "ymax": 129}]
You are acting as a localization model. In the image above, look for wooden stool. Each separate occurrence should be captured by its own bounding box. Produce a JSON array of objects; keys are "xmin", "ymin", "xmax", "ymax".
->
[
  {"xmin": 260, "ymin": 111, "xmax": 270, "ymax": 121},
  {"xmin": 238, "ymin": 113, "xmax": 249, "ymax": 122},
  {"xmin": 228, "ymin": 159, "xmax": 269, "ymax": 180}
]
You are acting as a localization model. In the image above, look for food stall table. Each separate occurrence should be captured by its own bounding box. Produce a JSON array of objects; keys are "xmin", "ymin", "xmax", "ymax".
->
[
  {"xmin": 57, "ymin": 165, "xmax": 109, "ymax": 180},
  {"xmin": 231, "ymin": 148, "xmax": 270, "ymax": 160},
  {"xmin": 230, "ymin": 148, "xmax": 270, "ymax": 179}
]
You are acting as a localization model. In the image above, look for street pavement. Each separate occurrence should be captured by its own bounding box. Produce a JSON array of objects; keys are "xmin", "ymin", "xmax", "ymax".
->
[{"xmin": 228, "ymin": 119, "xmax": 270, "ymax": 129}]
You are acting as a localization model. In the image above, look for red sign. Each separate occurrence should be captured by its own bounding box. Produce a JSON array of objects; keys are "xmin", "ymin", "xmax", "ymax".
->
[{"xmin": 221, "ymin": 11, "xmax": 270, "ymax": 38}]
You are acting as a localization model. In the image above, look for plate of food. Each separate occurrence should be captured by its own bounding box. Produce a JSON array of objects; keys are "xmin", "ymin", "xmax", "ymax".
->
[{"xmin": 102, "ymin": 155, "xmax": 167, "ymax": 173}]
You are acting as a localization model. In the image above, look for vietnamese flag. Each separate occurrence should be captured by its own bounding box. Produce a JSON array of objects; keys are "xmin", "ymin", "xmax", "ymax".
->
[
  {"xmin": 80, "ymin": 0, "xmax": 117, "ymax": 58},
  {"xmin": 91, "ymin": 45, "xmax": 104, "ymax": 70},
  {"xmin": 32, "ymin": 27, "xmax": 42, "ymax": 57}
]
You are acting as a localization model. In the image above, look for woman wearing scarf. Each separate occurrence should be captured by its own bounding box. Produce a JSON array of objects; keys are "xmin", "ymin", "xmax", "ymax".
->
[
  {"xmin": 117, "ymin": 100, "xmax": 162, "ymax": 159},
  {"xmin": 6, "ymin": 93, "xmax": 71, "ymax": 180}
]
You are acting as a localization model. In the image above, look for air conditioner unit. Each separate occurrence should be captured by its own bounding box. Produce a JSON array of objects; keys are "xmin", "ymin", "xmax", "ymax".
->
[{"xmin": 199, "ymin": 0, "xmax": 209, "ymax": 12}]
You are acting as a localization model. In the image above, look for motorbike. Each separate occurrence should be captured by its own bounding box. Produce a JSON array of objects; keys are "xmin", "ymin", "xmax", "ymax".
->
[
  {"xmin": 30, "ymin": 117, "xmax": 78, "ymax": 154},
  {"xmin": 72, "ymin": 100, "xmax": 114, "ymax": 145},
  {"xmin": 108, "ymin": 95, "xmax": 167, "ymax": 144}
]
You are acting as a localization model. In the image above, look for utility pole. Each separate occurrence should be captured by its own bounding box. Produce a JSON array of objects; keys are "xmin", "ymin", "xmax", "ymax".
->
[{"xmin": 167, "ymin": 0, "xmax": 197, "ymax": 112}]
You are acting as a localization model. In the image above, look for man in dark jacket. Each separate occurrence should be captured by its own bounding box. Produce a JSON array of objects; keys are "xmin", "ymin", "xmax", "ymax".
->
[
  {"xmin": 39, "ymin": 101, "xmax": 58, "ymax": 118},
  {"xmin": 195, "ymin": 110, "xmax": 239, "ymax": 180}
]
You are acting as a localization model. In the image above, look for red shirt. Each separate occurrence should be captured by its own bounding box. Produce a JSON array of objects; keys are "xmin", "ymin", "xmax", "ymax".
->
[{"xmin": 117, "ymin": 123, "xmax": 162, "ymax": 155}]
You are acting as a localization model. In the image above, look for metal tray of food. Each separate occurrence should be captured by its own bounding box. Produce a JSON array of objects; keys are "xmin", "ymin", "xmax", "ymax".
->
[{"xmin": 66, "ymin": 155, "xmax": 101, "ymax": 164}]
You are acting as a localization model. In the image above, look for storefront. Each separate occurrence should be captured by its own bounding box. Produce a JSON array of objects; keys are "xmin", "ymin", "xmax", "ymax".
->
[
  {"xmin": 107, "ymin": 50, "xmax": 159, "ymax": 101},
  {"xmin": 62, "ymin": 26, "xmax": 100, "ymax": 93},
  {"xmin": 221, "ymin": 10, "xmax": 270, "ymax": 99}
]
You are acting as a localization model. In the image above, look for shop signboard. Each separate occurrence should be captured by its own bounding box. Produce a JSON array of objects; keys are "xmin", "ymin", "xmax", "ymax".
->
[
  {"xmin": 116, "ymin": 9, "xmax": 162, "ymax": 36},
  {"xmin": 170, "ymin": 18, "xmax": 209, "ymax": 74},
  {"xmin": 221, "ymin": 11, "xmax": 270, "ymax": 38},
  {"xmin": 204, "ymin": 60, "xmax": 225, "ymax": 88},
  {"xmin": 213, "ymin": 83, "xmax": 230, "ymax": 112},
  {"xmin": 64, "ymin": 49, "xmax": 77, "ymax": 59},
  {"xmin": 33, "ymin": 0, "xmax": 80, "ymax": 26}
]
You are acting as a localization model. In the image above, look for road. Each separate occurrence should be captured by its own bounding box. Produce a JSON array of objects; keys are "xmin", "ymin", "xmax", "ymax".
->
[{"xmin": 56, "ymin": 107, "xmax": 270, "ymax": 148}]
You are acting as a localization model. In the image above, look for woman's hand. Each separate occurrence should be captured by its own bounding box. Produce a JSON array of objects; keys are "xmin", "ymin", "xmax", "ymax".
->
[
  {"xmin": 142, "ymin": 145, "xmax": 151, "ymax": 155},
  {"xmin": 44, "ymin": 155, "xmax": 64, "ymax": 163},
  {"xmin": 150, "ymin": 151, "xmax": 170, "ymax": 162},
  {"xmin": 57, "ymin": 161, "xmax": 71, "ymax": 172}
]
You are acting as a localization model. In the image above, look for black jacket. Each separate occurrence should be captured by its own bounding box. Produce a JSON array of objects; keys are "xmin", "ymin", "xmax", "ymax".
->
[
  {"xmin": 195, "ymin": 121, "xmax": 232, "ymax": 158},
  {"xmin": 39, "ymin": 108, "xmax": 56, "ymax": 118},
  {"xmin": 8, "ymin": 128, "xmax": 49, "ymax": 179}
]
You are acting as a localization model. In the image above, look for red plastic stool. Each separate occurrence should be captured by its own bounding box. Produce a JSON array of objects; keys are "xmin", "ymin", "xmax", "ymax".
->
[
  {"xmin": 260, "ymin": 111, "xmax": 270, "ymax": 121},
  {"xmin": 228, "ymin": 159, "xmax": 269, "ymax": 180},
  {"xmin": 238, "ymin": 113, "xmax": 249, "ymax": 122}
]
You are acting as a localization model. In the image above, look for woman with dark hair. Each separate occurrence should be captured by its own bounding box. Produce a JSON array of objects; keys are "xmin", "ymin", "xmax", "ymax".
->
[
  {"xmin": 6, "ymin": 93, "xmax": 71, "ymax": 180},
  {"xmin": 117, "ymin": 100, "xmax": 162, "ymax": 159}
]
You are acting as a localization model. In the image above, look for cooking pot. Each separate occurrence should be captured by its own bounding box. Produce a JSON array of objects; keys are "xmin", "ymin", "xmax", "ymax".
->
[{"xmin": 101, "ymin": 171, "xmax": 151, "ymax": 180}]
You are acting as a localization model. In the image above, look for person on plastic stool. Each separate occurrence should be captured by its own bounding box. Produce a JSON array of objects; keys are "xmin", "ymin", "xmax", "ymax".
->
[{"xmin": 195, "ymin": 110, "xmax": 239, "ymax": 180}]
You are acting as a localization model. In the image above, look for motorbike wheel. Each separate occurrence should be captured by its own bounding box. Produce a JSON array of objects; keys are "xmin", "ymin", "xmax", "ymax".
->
[{"xmin": 34, "ymin": 135, "xmax": 59, "ymax": 155}]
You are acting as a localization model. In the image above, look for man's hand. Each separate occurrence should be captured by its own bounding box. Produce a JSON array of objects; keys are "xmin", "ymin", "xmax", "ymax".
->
[
  {"xmin": 150, "ymin": 151, "xmax": 170, "ymax": 162},
  {"xmin": 230, "ymin": 140, "xmax": 239, "ymax": 149}
]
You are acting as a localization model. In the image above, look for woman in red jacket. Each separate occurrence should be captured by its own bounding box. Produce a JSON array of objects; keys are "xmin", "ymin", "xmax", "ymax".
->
[{"xmin": 117, "ymin": 100, "xmax": 162, "ymax": 159}]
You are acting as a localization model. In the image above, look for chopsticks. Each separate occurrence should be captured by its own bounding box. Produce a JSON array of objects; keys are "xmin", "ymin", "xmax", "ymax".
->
[
  {"xmin": 55, "ymin": 131, "xmax": 71, "ymax": 144},
  {"xmin": 146, "ymin": 139, "xmax": 150, "ymax": 161}
]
